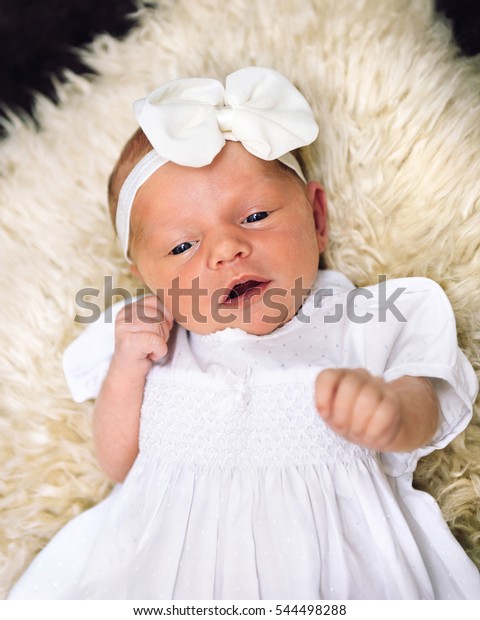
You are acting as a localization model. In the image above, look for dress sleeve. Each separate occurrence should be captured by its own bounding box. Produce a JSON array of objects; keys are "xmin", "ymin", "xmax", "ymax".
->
[
  {"xmin": 62, "ymin": 299, "xmax": 128, "ymax": 403},
  {"xmin": 357, "ymin": 277, "xmax": 478, "ymax": 477}
]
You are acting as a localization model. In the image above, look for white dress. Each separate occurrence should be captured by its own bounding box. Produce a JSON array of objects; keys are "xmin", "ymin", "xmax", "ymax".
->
[{"xmin": 8, "ymin": 270, "xmax": 480, "ymax": 600}]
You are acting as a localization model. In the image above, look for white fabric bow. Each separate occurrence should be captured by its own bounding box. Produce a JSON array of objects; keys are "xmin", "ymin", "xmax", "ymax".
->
[
  {"xmin": 116, "ymin": 67, "xmax": 319, "ymax": 261},
  {"xmin": 133, "ymin": 66, "xmax": 318, "ymax": 166}
]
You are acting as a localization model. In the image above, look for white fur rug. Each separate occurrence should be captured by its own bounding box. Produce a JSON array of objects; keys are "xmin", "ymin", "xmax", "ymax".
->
[{"xmin": 1, "ymin": 0, "xmax": 480, "ymax": 597}]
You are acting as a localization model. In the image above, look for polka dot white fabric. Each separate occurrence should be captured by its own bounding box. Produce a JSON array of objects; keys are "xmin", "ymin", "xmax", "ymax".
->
[{"xmin": 9, "ymin": 271, "xmax": 480, "ymax": 599}]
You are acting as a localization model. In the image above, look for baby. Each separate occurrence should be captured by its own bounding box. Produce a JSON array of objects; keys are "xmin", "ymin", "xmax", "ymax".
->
[{"xmin": 9, "ymin": 67, "xmax": 480, "ymax": 599}]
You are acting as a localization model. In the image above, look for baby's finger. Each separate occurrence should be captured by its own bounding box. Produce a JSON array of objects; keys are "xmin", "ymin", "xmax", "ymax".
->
[
  {"xmin": 158, "ymin": 316, "xmax": 173, "ymax": 344},
  {"xmin": 315, "ymin": 369, "xmax": 348, "ymax": 418},
  {"xmin": 138, "ymin": 295, "xmax": 173, "ymax": 328},
  {"xmin": 128, "ymin": 296, "xmax": 167, "ymax": 324},
  {"xmin": 361, "ymin": 395, "xmax": 402, "ymax": 449},
  {"xmin": 328, "ymin": 370, "xmax": 369, "ymax": 434},
  {"xmin": 348, "ymin": 379, "xmax": 386, "ymax": 439},
  {"xmin": 121, "ymin": 330, "xmax": 168, "ymax": 362},
  {"xmin": 118, "ymin": 296, "xmax": 172, "ymax": 331}
]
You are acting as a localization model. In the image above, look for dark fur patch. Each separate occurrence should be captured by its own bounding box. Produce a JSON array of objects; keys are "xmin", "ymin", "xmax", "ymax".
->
[
  {"xmin": 436, "ymin": 0, "xmax": 480, "ymax": 56},
  {"xmin": 0, "ymin": 0, "xmax": 138, "ymax": 134}
]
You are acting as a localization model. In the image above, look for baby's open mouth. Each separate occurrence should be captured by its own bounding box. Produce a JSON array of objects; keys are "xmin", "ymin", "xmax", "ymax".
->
[{"xmin": 220, "ymin": 279, "xmax": 269, "ymax": 305}]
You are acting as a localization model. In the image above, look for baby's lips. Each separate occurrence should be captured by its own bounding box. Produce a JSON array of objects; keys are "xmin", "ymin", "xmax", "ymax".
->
[
  {"xmin": 218, "ymin": 277, "xmax": 270, "ymax": 305},
  {"xmin": 218, "ymin": 288, "xmax": 233, "ymax": 305}
]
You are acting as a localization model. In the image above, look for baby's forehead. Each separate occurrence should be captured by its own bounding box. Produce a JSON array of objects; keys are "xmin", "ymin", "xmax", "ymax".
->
[
  {"xmin": 133, "ymin": 153, "xmax": 299, "ymax": 221},
  {"xmin": 129, "ymin": 140, "xmax": 305, "ymax": 222},
  {"xmin": 149, "ymin": 159, "xmax": 295, "ymax": 205}
]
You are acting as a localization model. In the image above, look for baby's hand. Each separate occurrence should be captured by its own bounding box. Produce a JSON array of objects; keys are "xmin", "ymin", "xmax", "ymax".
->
[
  {"xmin": 315, "ymin": 368, "xmax": 404, "ymax": 451},
  {"xmin": 113, "ymin": 296, "xmax": 173, "ymax": 377}
]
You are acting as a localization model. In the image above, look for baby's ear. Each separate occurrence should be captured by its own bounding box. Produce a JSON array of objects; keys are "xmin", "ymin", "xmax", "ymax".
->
[{"xmin": 307, "ymin": 181, "xmax": 328, "ymax": 252}]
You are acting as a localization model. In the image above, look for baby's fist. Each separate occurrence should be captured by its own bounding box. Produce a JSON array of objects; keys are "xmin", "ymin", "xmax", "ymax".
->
[
  {"xmin": 315, "ymin": 368, "xmax": 404, "ymax": 450},
  {"xmin": 113, "ymin": 295, "xmax": 173, "ymax": 375}
]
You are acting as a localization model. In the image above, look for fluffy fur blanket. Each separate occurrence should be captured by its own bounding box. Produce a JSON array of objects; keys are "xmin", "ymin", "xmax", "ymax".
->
[{"xmin": 1, "ymin": 0, "xmax": 479, "ymax": 597}]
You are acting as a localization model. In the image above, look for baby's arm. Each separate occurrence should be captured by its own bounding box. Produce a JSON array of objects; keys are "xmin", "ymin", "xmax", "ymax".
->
[
  {"xmin": 93, "ymin": 296, "xmax": 173, "ymax": 482},
  {"xmin": 315, "ymin": 369, "xmax": 439, "ymax": 452}
]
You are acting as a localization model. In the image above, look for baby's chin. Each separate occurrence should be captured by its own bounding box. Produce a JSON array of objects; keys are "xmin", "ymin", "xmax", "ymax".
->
[
  {"xmin": 177, "ymin": 309, "xmax": 296, "ymax": 337},
  {"xmin": 172, "ymin": 288, "xmax": 304, "ymax": 335}
]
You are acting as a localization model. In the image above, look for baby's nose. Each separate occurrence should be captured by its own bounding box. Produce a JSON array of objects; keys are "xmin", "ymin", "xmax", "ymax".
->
[{"xmin": 206, "ymin": 226, "xmax": 252, "ymax": 269}]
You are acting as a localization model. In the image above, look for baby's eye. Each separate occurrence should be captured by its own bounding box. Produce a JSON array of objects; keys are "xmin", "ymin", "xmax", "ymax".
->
[
  {"xmin": 243, "ymin": 211, "xmax": 269, "ymax": 224},
  {"xmin": 170, "ymin": 241, "xmax": 197, "ymax": 255}
]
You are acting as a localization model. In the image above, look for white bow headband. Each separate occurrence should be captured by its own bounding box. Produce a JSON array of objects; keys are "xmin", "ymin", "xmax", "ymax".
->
[{"xmin": 116, "ymin": 67, "xmax": 319, "ymax": 262}]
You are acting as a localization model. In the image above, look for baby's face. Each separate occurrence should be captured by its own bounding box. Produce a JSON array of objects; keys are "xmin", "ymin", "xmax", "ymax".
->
[{"xmin": 130, "ymin": 142, "xmax": 328, "ymax": 335}]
